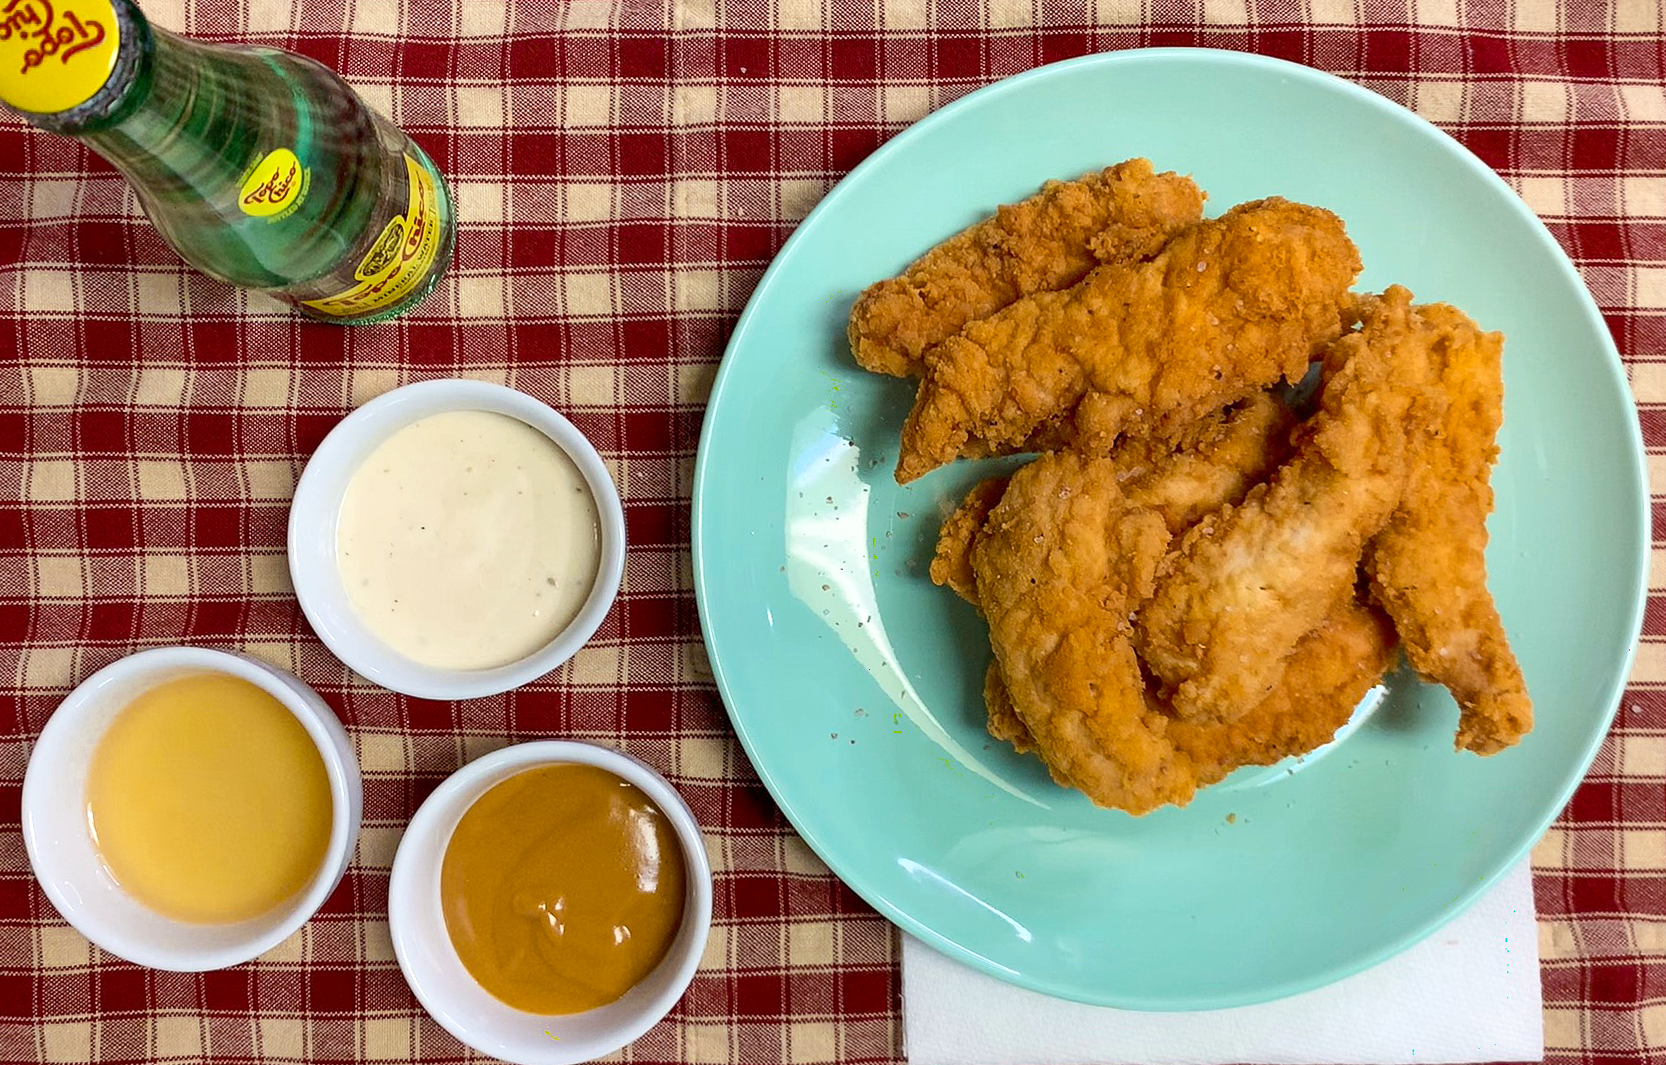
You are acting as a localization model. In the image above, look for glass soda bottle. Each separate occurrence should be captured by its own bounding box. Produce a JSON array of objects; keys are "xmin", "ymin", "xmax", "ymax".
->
[{"xmin": 0, "ymin": 0, "xmax": 455, "ymax": 324}]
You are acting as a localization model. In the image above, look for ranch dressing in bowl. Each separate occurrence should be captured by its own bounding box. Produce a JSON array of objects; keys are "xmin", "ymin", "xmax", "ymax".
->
[{"xmin": 336, "ymin": 410, "xmax": 601, "ymax": 671}]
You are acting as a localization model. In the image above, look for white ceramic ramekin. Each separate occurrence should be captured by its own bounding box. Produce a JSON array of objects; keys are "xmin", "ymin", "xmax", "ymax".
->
[
  {"xmin": 387, "ymin": 741, "xmax": 712, "ymax": 1065},
  {"xmin": 20, "ymin": 646, "xmax": 363, "ymax": 971},
  {"xmin": 287, "ymin": 379, "xmax": 626, "ymax": 700}
]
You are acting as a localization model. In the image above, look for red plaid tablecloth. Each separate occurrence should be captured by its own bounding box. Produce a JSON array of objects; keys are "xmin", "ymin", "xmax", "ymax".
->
[{"xmin": 1, "ymin": 1, "xmax": 1660, "ymax": 1062}]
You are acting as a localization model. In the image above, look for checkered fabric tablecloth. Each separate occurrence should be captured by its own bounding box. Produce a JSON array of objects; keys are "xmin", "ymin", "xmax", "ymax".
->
[{"xmin": 2, "ymin": 1, "xmax": 1661, "ymax": 1062}]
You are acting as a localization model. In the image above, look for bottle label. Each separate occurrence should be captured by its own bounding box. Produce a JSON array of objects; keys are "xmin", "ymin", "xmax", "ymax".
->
[
  {"xmin": 302, "ymin": 155, "xmax": 443, "ymax": 319},
  {"xmin": 0, "ymin": 0, "xmax": 120, "ymax": 115},
  {"xmin": 238, "ymin": 148, "xmax": 309, "ymax": 219}
]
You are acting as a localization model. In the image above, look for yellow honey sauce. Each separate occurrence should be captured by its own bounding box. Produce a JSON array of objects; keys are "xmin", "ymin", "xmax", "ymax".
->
[
  {"xmin": 440, "ymin": 764, "xmax": 688, "ymax": 1014},
  {"xmin": 85, "ymin": 673, "xmax": 334, "ymax": 924}
]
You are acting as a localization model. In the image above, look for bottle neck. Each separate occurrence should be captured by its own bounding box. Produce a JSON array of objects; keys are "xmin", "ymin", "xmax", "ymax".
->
[
  {"xmin": 2, "ymin": 0, "xmax": 267, "ymax": 194},
  {"xmin": 77, "ymin": 28, "xmax": 238, "ymax": 189}
]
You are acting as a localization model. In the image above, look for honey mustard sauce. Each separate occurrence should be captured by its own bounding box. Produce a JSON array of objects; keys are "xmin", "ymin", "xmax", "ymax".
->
[{"xmin": 439, "ymin": 764, "xmax": 688, "ymax": 1014}]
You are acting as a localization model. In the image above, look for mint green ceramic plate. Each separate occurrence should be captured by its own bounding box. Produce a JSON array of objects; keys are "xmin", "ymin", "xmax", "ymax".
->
[{"xmin": 692, "ymin": 49, "xmax": 1647, "ymax": 1009}]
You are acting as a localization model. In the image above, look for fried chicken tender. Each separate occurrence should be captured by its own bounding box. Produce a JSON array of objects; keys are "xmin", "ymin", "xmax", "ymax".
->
[
  {"xmin": 1166, "ymin": 601, "xmax": 1397, "ymax": 787},
  {"xmin": 972, "ymin": 452, "xmax": 1180, "ymax": 812},
  {"xmin": 971, "ymin": 450, "xmax": 1396, "ymax": 813},
  {"xmin": 848, "ymin": 159, "xmax": 1205, "ymax": 378},
  {"xmin": 983, "ymin": 660, "xmax": 1035, "ymax": 754},
  {"xmin": 1111, "ymin": 392, "xmax": 1296, "ymax": 535},
  {"xmin": 1362, "ymin": 303, "xmax": 1531, "ymax": 754},
  {"xmin": 894, "ymin": 197, "xmax": 1361, "ymax": 483},
  {"xmin": 936, "ymin": 395, "xmax": 1295, "ymax": 772},
  {"xmin": 930, "ymin": 394, "xmax": 1295, "ymax": 608},
  {"xmin": 985, "ymin": 597, "xmax": 1395, "ymax": 803},
  {"xmin": 1138, "ymin": 286, "xmax": 1432, "ymax": 725},
  {"xmin": 931, "ymin": 477, "xmax": 1010, "ymax": 605}
]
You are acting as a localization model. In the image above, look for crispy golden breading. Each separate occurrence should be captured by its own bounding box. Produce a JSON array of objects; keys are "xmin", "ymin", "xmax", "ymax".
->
[
  {"xmin": 982, "ymin": 600, "xmax": 1397, "ymax": 798},
  {"xmin": 983, "ymin": 661, "xmax": 1036, "ymax": 754},
  {"xmin": 930, "ymin": 394, "xmax": 1296, "ymax": 610},
  {"xmin": 1363, "ymin": 303, "xmax": 1531, "ymax": 754},
  {"xmin": 894, "ymin": 198, "xmax": 1360, "ymax": 483},
  {"xmin": 972, "ymin": 452, "xmax": 1180, "ymax": 812},
  {"xmin": 930, "ymin": 477, "xmax": 1009, "ymax": 606},
  {"xmin": 1166, "ymin": 601, "xmax": 1396, "ymax": 786},
  {"xmin": 951, "ymin": 395, "xmax": 1361, "ymax": 798},
  {"xmin": 848, "ymin": 159, "xmax": 1205, "ymax": 378},
  {"xmin": 970, "ymin": 450, "xmax": 1396, "ymax": 813},
  {"xmin": 1138, "ymin": 287, "xmax": 1432, "ymax": 725},
  {"xmin": 873, "ymin": 167, "xmax": 1533, "ymax": 810},
  {"xmin": 1115, "ymin": 393, "xmax": 1296, "ymax": 534}
]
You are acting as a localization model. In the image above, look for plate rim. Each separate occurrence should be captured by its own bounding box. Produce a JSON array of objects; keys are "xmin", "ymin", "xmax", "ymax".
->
[{"xmin": 691, "ymin": 46, "xmax": 1650, "ymax": 1009}]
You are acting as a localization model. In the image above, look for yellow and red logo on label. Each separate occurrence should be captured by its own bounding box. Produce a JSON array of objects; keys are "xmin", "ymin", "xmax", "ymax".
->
[
  {"xmin": 303, "ymin": 156, "xmax": 443, "ymax": 319},
  {"xmin": 0, "ymin": 0, "xmax": 120, "ymax": 114},
  {"xmin": 355, "ymin": 216, "xmax": 407, "ymax": 280},
  {"xmin": 238, "ymin": 148, "xmax": 308, "ymax": 219}
]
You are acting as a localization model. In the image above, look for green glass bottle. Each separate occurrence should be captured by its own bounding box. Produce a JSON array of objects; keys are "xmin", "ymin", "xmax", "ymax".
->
[{"xmin": 0, "ymin": 0, "xmax": 454, "ymax": 323}]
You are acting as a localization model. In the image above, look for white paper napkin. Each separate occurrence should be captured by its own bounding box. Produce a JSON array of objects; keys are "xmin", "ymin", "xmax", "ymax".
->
[{"xmin": 903, "ymin": 860, "xmax": 1542, "ymax": 1065}]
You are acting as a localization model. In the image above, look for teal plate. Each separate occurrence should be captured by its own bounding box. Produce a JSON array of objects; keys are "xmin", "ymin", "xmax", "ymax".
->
[{"xmin": 691, "ymin": 50, "xmax": 1647, "ymax": 1009}]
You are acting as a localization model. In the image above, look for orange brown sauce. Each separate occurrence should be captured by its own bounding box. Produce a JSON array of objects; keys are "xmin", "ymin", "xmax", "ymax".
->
[{"xmin": 440, "ymin": 764, "xmax": 687, "ymax": 1014}]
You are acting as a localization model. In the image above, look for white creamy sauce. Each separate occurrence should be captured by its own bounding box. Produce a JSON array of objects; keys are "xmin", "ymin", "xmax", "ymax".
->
[{"xmin": 336, "ymin": 410, "xmax": 601, "ymax": 670}]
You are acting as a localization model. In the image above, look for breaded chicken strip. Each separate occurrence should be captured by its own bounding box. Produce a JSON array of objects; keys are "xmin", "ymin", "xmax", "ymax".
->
[
  {"xmin": 1167, "ymin": 600, "xmax": 1397, "ymax": 788},
  {"xmin": 983, "ymin": 660, "xmax": 1035, "ymax": 754},
  {"xmin": 938, "ymin": 394, "xmax": 1322, "ymax": 780},
  {"xmin": 1363, "ymin": 303, "xmax": 1531, "ymax": 754},
  {"xmin": 1138, "ymin": 287, "xmax": 1430, "ymax": 725},
  {"xmin": 1112, "ymin": 393, "xmax": 1297, "ymax": 535},
  {"xmin": 848, "ymin": 159, "xmax": 1205, "ymax": 378},
  {"xmin": 972, "ymin": 452, "xmax": 1180, "ymax": 812},
  {"xmin": 971, "ymin": 450, "xmax": 1396, "ymax": 813},
  {"xmin": 931, "ymin": 477, "xmax": 1010, "ymax": 605},
  {"xmin": 983, "ymin": 598, "xmax": 1395, "ymax": 802},
  {"xmin": 895, "ymin": 198, "xmax": 1360, "ymax": 483},
  {"xmin": 930, "ymin": 393, "xmax": 1296, "ymax": 607}
]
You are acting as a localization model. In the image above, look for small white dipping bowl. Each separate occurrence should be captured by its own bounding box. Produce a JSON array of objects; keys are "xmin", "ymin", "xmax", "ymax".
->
[
  {"xmin": 21, "ymin": 646, "xmax": 363, "ymax": 972},
  {"xmin": 389, "ymin": 741, "xmax": 712, "ymax": 1065},
  {"xmin": 288, "ymin": 379, "xmax": 626, "ymax": 700}
]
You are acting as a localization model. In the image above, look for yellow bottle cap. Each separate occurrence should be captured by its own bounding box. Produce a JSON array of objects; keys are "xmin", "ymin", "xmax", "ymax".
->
[{"xmin": 0, "ymin": 0, "xmax": 121, "ymax": 115}]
